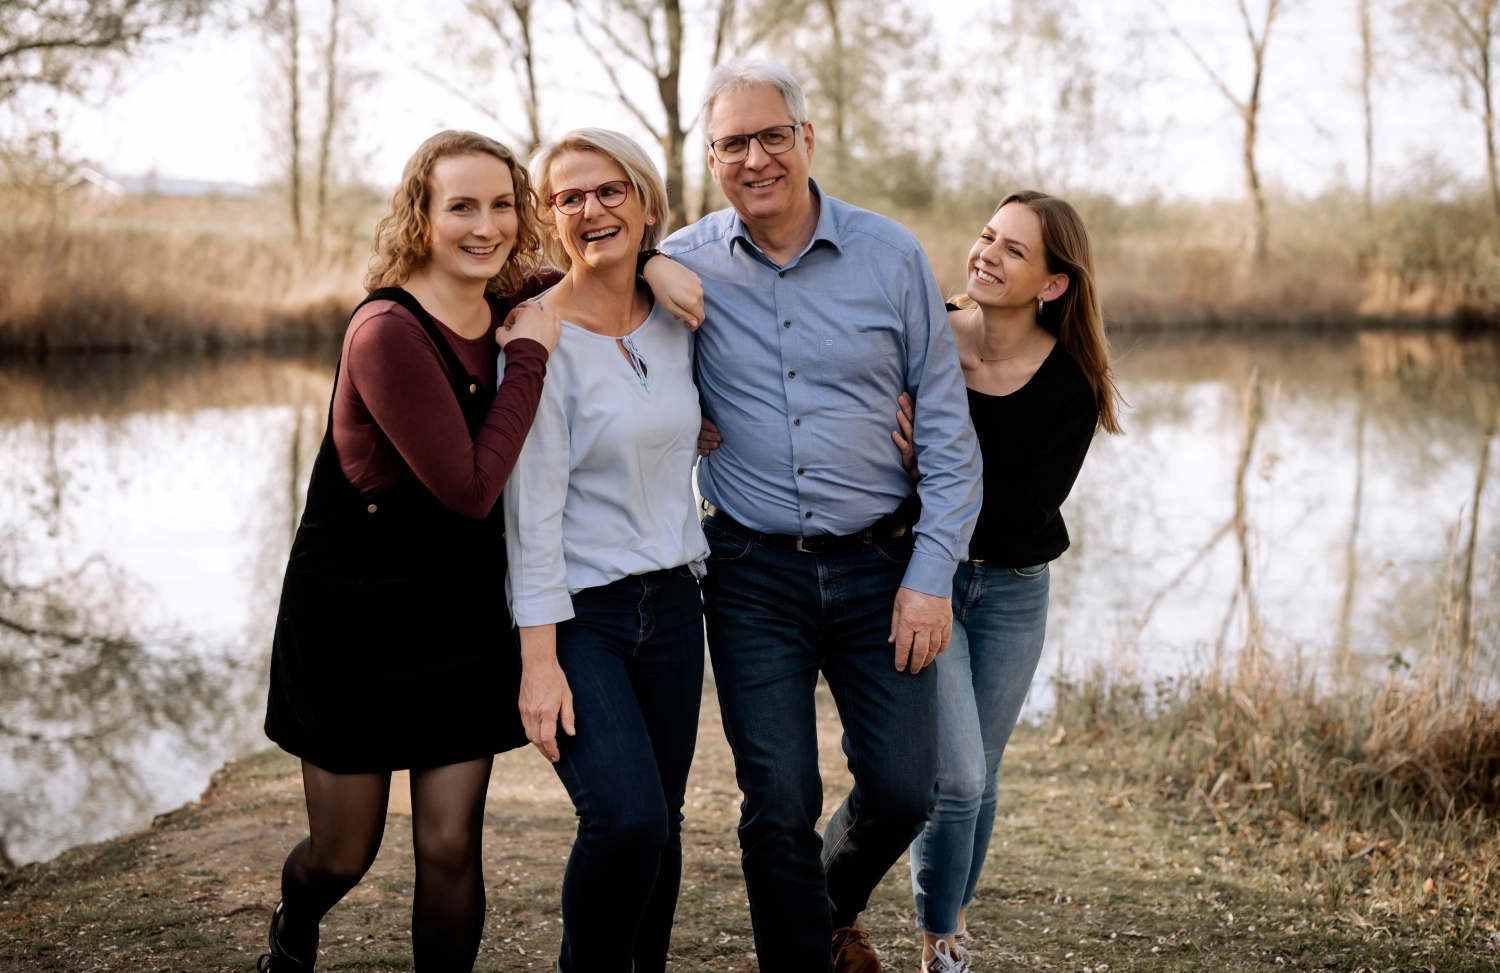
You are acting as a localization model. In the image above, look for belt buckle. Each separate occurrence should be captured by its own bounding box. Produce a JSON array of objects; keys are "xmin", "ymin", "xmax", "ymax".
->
[{"xmin": 795, "ymin": 536, "xmax": 811, "ymax": 553}]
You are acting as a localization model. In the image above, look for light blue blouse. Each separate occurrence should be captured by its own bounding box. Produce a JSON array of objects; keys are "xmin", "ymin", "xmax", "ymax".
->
[{"xmin": 502, "ymin": 299, "xmax": 708, "ymax": 627}]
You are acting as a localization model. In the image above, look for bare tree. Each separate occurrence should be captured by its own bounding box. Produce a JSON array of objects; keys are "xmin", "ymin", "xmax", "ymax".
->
[
  {"xmin": 1359, "ymin": 0, "xmax": 1376, "ymax": 218},
  {"xmin": 1158, "ymin": 0, "xmax": 1288, "ymax": 263},
  {"xmin": 1400, "ymin": 0, "xmax": 1500, "ymax": 217},
  {"xmin": 261, "ymin": 0, "xmax": 305, "ymax": 241},
  {"xmin": 566, "ymin": 0, "xmax": 688, "ymax": 228},
  {"xmin": 468, "ymin": 0, "xmax": 543, "ymax": 156},
  {"xmin": 0, "ymin": 0, "xmax": 213, "ymax": 104},
  {"xmin": 314, "ymin": 0, "xmax": 342, "ymax": 236}
]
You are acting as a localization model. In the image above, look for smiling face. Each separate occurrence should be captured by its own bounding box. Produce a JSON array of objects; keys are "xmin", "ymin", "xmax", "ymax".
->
[
  {"xmin": 965, "ymin": 202, "xmax": 1070, "ymax": 311},
  {"xmin": 547, "ymin": 150, "xmax": 648, "ymax": 273},
  {"xmin": 423, "ymin": 152, "xmax": 519, "ymax": 285},
  {"xmin": 706, "ymin": 84, "xmax": 813, "ymax": 222}
]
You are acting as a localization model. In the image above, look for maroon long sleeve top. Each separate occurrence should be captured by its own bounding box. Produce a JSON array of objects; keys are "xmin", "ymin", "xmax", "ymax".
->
[{"xmin": 332, "ymin": 272, "xmax": 562, "ymax": 519}]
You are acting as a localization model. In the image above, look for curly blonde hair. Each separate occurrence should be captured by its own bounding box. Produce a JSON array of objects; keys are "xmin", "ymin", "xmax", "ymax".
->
[{"xmin": 365, "ymin": 130, "xmax": 545, "ymax": 297}]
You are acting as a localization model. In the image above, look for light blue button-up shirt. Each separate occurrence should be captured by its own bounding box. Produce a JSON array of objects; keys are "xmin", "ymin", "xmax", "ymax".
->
[{"xmin": 661, "ymin": 181, "xmax": 982, "ymax": 598}]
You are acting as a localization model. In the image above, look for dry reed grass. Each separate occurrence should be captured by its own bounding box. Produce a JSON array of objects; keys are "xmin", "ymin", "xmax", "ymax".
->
[
  {"xmin": 3, "ymin": 187, "xmax": 1498, "ymax": 352},
  {"xmin": 0, "ymin": 192, "xmax": 369, "ymax": 354}
]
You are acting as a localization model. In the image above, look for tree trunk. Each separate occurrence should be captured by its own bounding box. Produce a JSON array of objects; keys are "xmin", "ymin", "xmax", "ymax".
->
[
  {"xmin": 698, "ymin": 0, "xmax": 737, "ymax": 220},
  {"xmin": 1244, "ymin": 46, "xmax": 1267, "ymax": 262},
  {"xmin": 315, "ymin": 0, "xmax": 340, "ymax": 238},
  {"xmin": 1482, "ymin": 8, "xmax": 1500, "ymax": 220},
  {"xmin": 821, "ymin": 0, "xmax": 847, "ymax": 166},
  {"xmin": 1359, "ymin": 0, "xmax": 1374, "ymax": 219},
  {"xmin": 517, "ymin": 0, "xmax": 541, "ymax": 156},
  {"xmin": 657, "ymin": 0, "xmax": 687, "ymax": 229},
  {"xmin": 286, "ymin": 0, "xmax": 303, "ymax": 242}
]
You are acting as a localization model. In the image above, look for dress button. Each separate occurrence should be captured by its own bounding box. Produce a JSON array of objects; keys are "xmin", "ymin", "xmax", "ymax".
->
[
  {"xmin": 469, "ymin": 383, "xmax": 478, "ymax": 393},
  {"xmin": 367, "ymin": 503, "xmax": 378, "ymax": 514}
]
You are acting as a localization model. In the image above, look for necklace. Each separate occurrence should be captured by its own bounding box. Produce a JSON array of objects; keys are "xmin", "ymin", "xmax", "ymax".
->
[{"xmin": 971, "ymin": 309, "xmax": 1044, "ymax": 362}]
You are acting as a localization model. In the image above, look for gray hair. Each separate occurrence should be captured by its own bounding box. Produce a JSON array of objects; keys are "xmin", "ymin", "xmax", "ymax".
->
[
  {"xmin": 530, "ymin": 127, "xmax": 669, "ymax": 269},
  {"xmin": 699, "ymin": 58, "xmax": 808, "ymax": 142}
]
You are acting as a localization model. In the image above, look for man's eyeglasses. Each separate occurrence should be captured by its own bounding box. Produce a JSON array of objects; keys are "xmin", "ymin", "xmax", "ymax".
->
[
  {"xmin": 550, "ymin": 180, "xmax": 631, "ymax": 216},
  {"xmin": 707, "ymin": 123, "xmax": 806, "ymax": 164}
]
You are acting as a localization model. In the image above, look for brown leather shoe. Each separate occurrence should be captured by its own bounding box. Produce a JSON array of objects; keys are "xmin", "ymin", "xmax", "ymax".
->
[{"xmin": 831, "ymin": 920, "xmax": 882, "ymax": 973}]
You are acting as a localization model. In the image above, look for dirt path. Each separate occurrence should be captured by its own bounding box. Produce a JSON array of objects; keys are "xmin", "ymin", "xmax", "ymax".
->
[{"xmin": 1, "ymin": 682, "xmax": 1490, "ymax": 972}]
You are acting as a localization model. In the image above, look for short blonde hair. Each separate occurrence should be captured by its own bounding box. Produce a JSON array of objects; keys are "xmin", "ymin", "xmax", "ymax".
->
[
  {"xmin": 365, "ymin": 130, "xmax": 543, "ymax": 297},
  {"xmin": 530, "ymin": 128, "xmax": 669, "ymax": 269}
]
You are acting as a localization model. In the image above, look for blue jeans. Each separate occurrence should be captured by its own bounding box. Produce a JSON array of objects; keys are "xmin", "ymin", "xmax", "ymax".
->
[
  {"xmin": 700, "ymin": 514, "xmax": 939, "ymax": 973},
  {"xmin": 551, "ymin": 567, "xmax": 704, "ymax": 973},
  {"xmin": 908, "ymin": 560, "xmax": 1050, "ymax": 936}
]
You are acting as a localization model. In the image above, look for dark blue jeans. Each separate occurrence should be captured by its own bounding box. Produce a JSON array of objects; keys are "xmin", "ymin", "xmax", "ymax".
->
[
  {"xmin": 700, "ymin": 515, "xmax": 939, "ymax": 973},
  {"xmin": 551, "ymin": 566, "xmax": 704, "ymax": 973}
]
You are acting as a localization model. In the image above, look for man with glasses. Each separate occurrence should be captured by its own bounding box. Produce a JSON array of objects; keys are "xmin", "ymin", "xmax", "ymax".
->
[{"xmin": 660, "ymin": 59, "xmax": 981, "ymax": 973}]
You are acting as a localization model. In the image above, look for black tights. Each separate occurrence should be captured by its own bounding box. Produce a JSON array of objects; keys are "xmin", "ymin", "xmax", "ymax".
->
[{"xmin": 276, "ymin": 757, "xmax": 494, "ymax": 972}]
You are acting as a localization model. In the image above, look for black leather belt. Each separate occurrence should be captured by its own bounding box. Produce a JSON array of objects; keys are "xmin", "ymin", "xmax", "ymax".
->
[{"xmin": 701, "ymin": 501, "xmax": 911, "ymax": 555}]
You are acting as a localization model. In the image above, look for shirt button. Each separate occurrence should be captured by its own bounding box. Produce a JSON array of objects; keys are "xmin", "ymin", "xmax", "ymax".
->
[
  {"xmin": 793, "ymin": 418, "xmax": 801, "ymax": 426},
  {"xmin": 783, "ymin": 320, "xmax": 791, "ymax": 328},
  {"xmin": 805, "ymin": 511, "xmax": 813, "ymax": 519},
  {"xmin": 366, "ymin": 503, "xmax": 378, "ymax": 514},
  {"xmin": 788, "ymin": 370, "xmax": 795, "ymax": 378},
  {"xmin": 797, "ymin": 468, "xmax": 805, "ymax": 475},
  {"xmin": 778, "ymin": 271, "xmax": 786, "ymax": 278}
]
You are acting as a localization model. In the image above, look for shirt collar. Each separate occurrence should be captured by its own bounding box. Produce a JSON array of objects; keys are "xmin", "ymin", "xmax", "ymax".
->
[{"xmin": 728, "ymin": 179, "xmax": 844, "ymax": 265}]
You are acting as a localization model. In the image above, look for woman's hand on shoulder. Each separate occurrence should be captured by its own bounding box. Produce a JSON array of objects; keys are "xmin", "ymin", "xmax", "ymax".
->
[
  {"xmin": 499, "ymin": 298, "xmax": 562, "ymax": 355},
  {"xmin": 641, "ymin": 254, "xmax": 704, "ymax": 330}
]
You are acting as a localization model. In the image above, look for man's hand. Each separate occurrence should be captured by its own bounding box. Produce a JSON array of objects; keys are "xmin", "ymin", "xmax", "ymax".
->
[
  {"xmin": 697, "ymin": 417, "xmax": 722, "ymax": 456},
  {"xmin": 641, "ymin": 254, "xmax": 705, "ymax": 330},
  {"xmin": 517, "ymin": 625, "xmax": 575, "ymax": 762},
  {"xmin": 889, "ymin": 586, "xmax": 951, "ymax": 673},
  {"xmin": 891, "ymin": 392, "xmax": 918, "ymax": 479}
]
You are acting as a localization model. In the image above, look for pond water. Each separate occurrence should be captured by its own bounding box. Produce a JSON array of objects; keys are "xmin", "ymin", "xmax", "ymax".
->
[{"xmin": 0, "ymin": 332, "xmax": 1497, "ymax": 865}]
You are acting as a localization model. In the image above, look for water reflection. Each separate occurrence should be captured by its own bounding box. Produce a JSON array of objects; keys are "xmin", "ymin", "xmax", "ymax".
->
[
  {"xmin": 0, "ymin": 353, "xmax": 331, "ymax": 865},
  {"xmin": 0, "ymin": 333, "xmax": 1496, "ymax": 864}
]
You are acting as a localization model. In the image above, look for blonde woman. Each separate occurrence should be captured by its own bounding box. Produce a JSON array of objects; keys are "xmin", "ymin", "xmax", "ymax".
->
[
  {"xmin": 503, "ymin": 129, "xmax": 708, "ymax": 973},
  {"xmin": 260, "ymin": 130, "xmax": 702, "ymax": 973}
]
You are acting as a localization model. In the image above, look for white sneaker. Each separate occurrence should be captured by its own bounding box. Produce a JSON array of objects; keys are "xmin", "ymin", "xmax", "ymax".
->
[{"xmin": 921, "ymin": 938, "xmax": 971, "ymax": 973}]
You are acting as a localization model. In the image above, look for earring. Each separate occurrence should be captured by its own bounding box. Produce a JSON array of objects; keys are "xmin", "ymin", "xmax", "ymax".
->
[
  {"xmin": 1038, "ymin": 297, "xmax": 1045, "ymax": 315},
  {"xmin": 646, "ymin": 216, "xmax": 656, "ymax": 225}
]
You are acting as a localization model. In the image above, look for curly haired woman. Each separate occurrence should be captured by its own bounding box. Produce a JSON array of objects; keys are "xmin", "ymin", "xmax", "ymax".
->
[{"xmin": 259, "ymin": 129, "xmax": 702, "ymax": 973}]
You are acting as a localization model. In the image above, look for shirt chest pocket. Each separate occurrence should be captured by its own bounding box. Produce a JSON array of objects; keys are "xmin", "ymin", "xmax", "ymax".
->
[{"xmin": 815, "ymin": 330, "xmax": 902, "ymax": 414}]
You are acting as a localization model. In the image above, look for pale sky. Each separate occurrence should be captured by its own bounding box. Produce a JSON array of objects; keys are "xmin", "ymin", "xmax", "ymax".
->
[{"xmin": 16, "ymin": 0, "xmax": 1480, "ymax": 203}]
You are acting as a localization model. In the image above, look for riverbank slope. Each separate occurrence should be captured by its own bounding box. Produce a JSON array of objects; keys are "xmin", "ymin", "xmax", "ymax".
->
[{"xmin": 1, "ymin": 683, "xmax": 1491, "ymax": 972}]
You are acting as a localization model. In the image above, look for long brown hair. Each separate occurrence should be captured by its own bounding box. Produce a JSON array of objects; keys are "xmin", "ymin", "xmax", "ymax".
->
[
  {"xmin": 957, "ymin": 190, "xmax": 1122, "ymax": 435},
  {"xmin": 365, "ymin": 130, "xmax": 545, "ymax": 298}
]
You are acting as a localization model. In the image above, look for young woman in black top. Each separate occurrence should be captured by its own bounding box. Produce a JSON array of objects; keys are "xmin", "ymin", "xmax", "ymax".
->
[{"xmin": 893, "ymin": 191, "xmax": 1122, "ymax": 973}]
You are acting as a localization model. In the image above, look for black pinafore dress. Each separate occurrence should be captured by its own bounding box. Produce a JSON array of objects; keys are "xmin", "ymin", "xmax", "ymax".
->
[{"xmin": 264, "ymin": 288, "xmax": 528, "ymax": 773}]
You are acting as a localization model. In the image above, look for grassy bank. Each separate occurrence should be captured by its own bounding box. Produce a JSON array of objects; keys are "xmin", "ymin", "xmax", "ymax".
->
[
  {"xmin": 1, "ymin": 666, "xmax": 1497, "ymax": 972},
  {"xmin": 3, "ymin": 188, "xmax": 1498, "ymax": 354}
]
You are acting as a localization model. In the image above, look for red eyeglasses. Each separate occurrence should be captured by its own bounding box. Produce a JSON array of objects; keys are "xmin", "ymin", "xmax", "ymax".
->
[{"xmin": 549, "ymin": 181, "xmax": 632, "ymax": 216}]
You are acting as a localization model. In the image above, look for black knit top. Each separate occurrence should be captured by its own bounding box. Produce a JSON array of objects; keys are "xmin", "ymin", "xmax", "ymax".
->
[{"xmin": 960, "ymin": 313, "xmax": 1099, "ymax": 568}]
